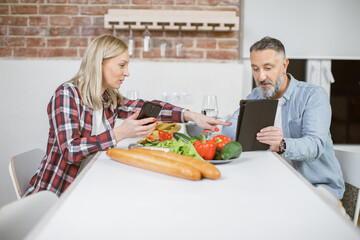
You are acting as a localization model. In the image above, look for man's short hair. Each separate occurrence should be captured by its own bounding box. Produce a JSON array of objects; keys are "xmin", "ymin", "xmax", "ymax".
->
[{"xmin": 250, "ymin": 36, "xmax": 286, "ymax": 57}]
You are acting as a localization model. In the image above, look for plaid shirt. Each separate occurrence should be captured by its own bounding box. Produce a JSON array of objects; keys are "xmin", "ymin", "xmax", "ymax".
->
[{"xmin": 24, "ymin": 82, "xmax": 186, "ymax": 197}]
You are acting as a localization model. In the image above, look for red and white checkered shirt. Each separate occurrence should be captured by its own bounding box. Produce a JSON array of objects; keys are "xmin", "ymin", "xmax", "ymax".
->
[{"xmin": 24, "ymin": 82, "xmax": 186, "ymax": 197}]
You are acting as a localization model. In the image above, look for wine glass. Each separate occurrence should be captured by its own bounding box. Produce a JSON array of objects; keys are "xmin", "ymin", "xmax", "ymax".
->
[
  {"xmin": 160, "ymin": 26, "xmax": 167, "ymax": 57},
  {"xmin": 126, "ymin": 90, "xmax": 138, "ymax": 100},
  {"xmin": 175, "ymin": 27, "xmax": 183, "ymax": 58},
  {"xmin": 143, "ymin": 25, "xmax": 151, "ymax": 52},
  {"xmin": 201, "ymin": 95, "xmax": 218, "ymax": 118},
  {"xmin": 126, "ymin": 90, "xmax": 139, "ymax": 112},
  {"xmin": 201, "ymin": 95, "xmax": 218, "ymax": 139},
  {"xmin": 128, "ymin": 25, "xmax": 134, "ymax": 57}
]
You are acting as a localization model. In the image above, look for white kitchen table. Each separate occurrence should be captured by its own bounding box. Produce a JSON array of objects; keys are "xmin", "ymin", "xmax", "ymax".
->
[{"xmin": 25, "ymin": 139, "xmax": 360, "ymax": 240}]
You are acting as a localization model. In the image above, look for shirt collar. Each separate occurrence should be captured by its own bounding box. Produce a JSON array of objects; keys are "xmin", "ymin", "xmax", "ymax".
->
[
  {"xmin": 282, "ymin": 73, "xmax": 297, "ymax": 101},
  {"xmin": 102, "ymin": 91, "xmax": 110, "ymax": 102}
]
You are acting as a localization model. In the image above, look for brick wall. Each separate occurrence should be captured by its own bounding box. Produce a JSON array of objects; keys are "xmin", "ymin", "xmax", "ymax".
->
[{"xmin": 0, "ymin": 1, "xmax": 240, "ymax": 60}]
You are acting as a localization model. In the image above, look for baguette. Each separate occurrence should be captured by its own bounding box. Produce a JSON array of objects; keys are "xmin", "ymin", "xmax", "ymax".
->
[
  {"xmin": 106, "ymin": 148, "xmax": 201, "ymax": 181},
  {"xmin": 130, "ymin": 148, "xmax": 221, "ymax": 180}
]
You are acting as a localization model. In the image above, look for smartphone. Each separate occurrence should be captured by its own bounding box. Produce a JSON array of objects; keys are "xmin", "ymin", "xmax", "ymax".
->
[{"xmin": 137, "ymin": 101, "xmax": 162, "ymax": 125}]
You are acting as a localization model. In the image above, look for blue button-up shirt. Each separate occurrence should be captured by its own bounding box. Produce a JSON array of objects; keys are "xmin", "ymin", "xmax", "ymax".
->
[{"xmin": 222, "ymin": 74, "xmax": 345, "ymax": 199}]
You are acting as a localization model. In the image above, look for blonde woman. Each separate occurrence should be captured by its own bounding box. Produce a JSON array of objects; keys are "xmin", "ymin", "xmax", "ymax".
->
[{"xmin": 24, "ymin": 34, "xmax": 230, "ymax": 197}]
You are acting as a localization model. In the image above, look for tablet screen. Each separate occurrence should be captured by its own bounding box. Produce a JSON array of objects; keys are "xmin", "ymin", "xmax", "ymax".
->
[{"xmin": 235, "ymin": 99, "xmax": 278, "ymax": 151}]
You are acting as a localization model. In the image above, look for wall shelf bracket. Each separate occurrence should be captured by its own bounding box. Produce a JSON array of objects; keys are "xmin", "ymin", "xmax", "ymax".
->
[{"xmin": 104, "ymin": 9, "xmax": 239, "ymax": 32}]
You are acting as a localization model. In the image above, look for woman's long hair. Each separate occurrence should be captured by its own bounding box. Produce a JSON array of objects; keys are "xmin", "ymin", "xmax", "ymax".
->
[{"xmin": 70, "ymin": 34, "xmax": 128, "ymax": 110}]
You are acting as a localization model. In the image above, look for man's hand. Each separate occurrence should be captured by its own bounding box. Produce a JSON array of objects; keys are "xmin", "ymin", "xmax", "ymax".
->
[{"xmin": 256, "ymin": 126, "xmax": 283, "ymax": 152}]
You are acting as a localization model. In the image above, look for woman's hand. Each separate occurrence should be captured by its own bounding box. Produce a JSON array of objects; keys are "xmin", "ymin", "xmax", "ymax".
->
[
  {"xmin": 113, "ymin": 111, "xmax": 157, "ymax": 143},
  {"xmin": 256, "ymin": 126, "xmax": 283, "ymax": 152},
  {"xmin": 184, "ymin": 111, "xmax": 232, "ymax": 133}
]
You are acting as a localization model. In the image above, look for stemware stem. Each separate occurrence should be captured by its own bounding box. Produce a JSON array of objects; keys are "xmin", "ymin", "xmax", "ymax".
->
[
  {"xmin": 128, "ymin": 25, "xmax": 134, "ymax": 56},
  {"xmin": 160, "ymin": 26, "xmax": 167, "ymax": 57},
  {"xmin": 201, "ymin": 95, "xmax": 219, "ymax": 139},
  {"xmin": 176, "ymin": 26, "xmax": 183, "ymax": 58},
  {"xmin": 143, "ymin": 25, "xmax": 151, "ymax": 52}
]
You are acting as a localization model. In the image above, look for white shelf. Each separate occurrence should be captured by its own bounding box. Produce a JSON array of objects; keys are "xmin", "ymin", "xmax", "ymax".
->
[{"xmin": 104, "ymin": 9, "xmax": 239, "ymax": 32}]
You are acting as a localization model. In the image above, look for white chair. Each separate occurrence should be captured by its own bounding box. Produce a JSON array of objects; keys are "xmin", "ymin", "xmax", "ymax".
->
[
  {"xmin": 0, "ymin": 190, "xmax": 58, "ymax": 240},
  {"xmin": 335, "ymin": 149, "xmax": 360, "ymax": 226},
  {"xmin": 9, "ymin": 148, "xmax": 45, "ymax": 199},
  {"xmin": 316, "ymin": 185, "xmax": 343, "ymax": 209},
  {"xmin": 315, "ymin": 185, "xmax": 350, "ymax": 222}
]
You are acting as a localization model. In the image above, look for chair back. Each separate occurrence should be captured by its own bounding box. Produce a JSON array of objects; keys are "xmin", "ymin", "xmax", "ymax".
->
[
  {"xmin": 0, "ymin": 191, "xmax": 58, "ymax": 240},
  {"xmin": 335, "ymin": 149, "xmax": 360, "ymax": 188},
  {"xmin": 9, "ymin": 148, "xmax": 45, "ymax": 199},
  {"xmin": 335, "ymin": 149, "xmax": 360, "ymax": 226}
]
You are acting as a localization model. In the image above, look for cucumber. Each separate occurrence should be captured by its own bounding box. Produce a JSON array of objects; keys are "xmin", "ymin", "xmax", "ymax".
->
[
  {"xmin": 214, "ymin": 147, "xmax": 222, "ymax": 160},
  {"xmin": 221, "ymin": 141, "xmax": 242, "ymax": 160},
  {"xmin": 173, "ymin": 132, "xmax": 192, "ymax": 143},
  {"xmin": 191, "ymin": 136, "xmax": 201, "ymax": 141}
]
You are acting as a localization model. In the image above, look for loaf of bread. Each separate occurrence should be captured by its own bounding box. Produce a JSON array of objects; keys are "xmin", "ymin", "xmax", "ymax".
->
[
  {"xmin": 130, "ymin": 147, "xmax": 221, "ymax": 180},
  {"xmin": 106, "ymin": 148, "xmax": 202, "ymax": 181}
]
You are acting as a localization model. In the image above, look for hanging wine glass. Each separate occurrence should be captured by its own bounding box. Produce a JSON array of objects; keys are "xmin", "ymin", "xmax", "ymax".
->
[
  {"xmin": 176, "ymin": 26, "xmax": 183, "ymax": 58},
  {"xmin": 111, "ymin": 22, "xmax": 117, "ymax": 36},
  {"xmin": 143, "ymin": 25, "xmax": 151, "ymax": 52},
  {"xmin": 160, "ymin": 26, "xmax": 167, "ymax": 57},
  {"xmin": 128, "ymin": 25, "xmax": 134, "ymax": 56}
]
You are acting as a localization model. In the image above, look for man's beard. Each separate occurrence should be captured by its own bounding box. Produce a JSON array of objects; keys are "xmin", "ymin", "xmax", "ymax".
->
[{"xmin": 256, "ymin": 71, "xmax": 285, "ymax": 99}]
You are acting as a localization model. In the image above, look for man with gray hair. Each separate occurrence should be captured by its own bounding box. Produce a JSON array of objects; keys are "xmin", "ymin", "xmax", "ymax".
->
[{"xmin": 222, "ymin": 36, "xmax": 345, "ymax": 199}]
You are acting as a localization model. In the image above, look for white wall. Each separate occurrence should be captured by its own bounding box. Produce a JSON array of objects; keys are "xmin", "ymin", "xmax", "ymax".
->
[
  {"xmin": 0, "ymin": 59, "xmax": 245, "ymax": 205},
  {"xmin": 243, "ymin": 0, "xmax": 360, "ymax": 60}
]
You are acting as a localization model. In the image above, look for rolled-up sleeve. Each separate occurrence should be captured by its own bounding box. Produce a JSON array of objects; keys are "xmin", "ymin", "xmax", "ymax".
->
[
  {"xmin": 118, "ymin": 98, "xmax": 187, "ymax": 123},
  {"xmin": 283, "ymin": 88, "xmax": 331, "ymax": 161}
]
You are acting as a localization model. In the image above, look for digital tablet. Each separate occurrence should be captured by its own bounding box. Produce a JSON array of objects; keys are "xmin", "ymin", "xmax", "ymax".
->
[{"xmin": 235, "ymin": 99, "xmax": 278, "ymax": 151}]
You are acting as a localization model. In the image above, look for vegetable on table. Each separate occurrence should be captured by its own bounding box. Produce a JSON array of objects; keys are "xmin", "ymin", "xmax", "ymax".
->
[
  {"xmin": 214, "ymin": 147, "xmax": 222, "ymax": 160},
  {"xmin": 193, "ymin": 133, "xmax": 217, "ymax": 160},
  {"xmin": 212, "ymin": 135, "xmax": 232, "ymax": 150},
  {"xmin": 146, "ymin": 135, "xmax": 155, "ymax": 141},
  {"xmin": 140, "ymin": 134, "xmax": 159, "ymax": 144},
  {"xmin": 169, "ymin": 139, "xmax": 204, "ymax": 161},
  {"xmin": 152, "ymin": 123, "xmax": 181, "ymax": 137},
  {"xmin": 173, "ymin": 132, "xmax": 192, "ymax": 143},
  {"xmin": 158, "ymin": 130, "xmax": 173, "ymax": 141},
  {"xmin": 191, "ymin": 136, "xmax": 201, "ymax": 141},
  {"xmin": 221, "ymin": 141, "xmax": 242, "ymax": 160}
]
